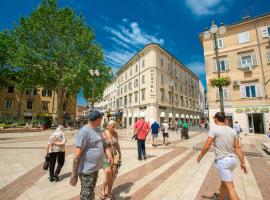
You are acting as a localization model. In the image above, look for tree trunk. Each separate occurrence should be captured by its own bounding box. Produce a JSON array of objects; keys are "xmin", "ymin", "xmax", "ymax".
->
[
  {"xmin": 55, "ymin": 87, "xmax": 68, "ymax": 126},
  {"xmin": 17, "ymin": 90, "xmax": 24, "ymax": 119}
]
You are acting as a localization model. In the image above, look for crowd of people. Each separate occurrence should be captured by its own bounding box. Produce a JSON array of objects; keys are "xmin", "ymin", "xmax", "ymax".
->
[{"xmin": 44, "ymin": 110, "xmax": 249, "ymax": 200}]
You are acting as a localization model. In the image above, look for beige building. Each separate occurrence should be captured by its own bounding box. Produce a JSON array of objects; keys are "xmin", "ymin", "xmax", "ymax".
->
[
  {"xmin": 200, "ymin": 13, "xmax": 270, "ymax": 134},
  {"xmin": 97, "ymin": 44, "xmax": 201, "ymax": 128},
  {"xmin": 0, "ymin": 86, "xmax": 76, "ymax": 126}
]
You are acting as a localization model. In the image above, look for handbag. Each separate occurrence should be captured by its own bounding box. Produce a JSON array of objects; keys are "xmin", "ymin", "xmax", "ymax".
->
[
  {"xmin": 43, "ymin": 154, "xmax": 50, "ymax": 170},
  {"xmin": 133, "ymin": 122, "xmax": 145, "ymax": 140}
]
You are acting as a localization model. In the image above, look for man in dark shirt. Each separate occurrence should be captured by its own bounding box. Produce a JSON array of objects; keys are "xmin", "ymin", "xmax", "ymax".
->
[{"xmin": 151, "ymin": 121, "xmax": 160, "ymax": 147}]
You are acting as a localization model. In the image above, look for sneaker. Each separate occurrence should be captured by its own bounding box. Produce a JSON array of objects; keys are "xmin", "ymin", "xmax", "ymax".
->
[
  {"xmin": 54, "ymin": 175, "xmax": 60, "ymax": 182},
  {"xmin": 152, "ymin": 144, "xmax": 155, "ymax": 147},
  {"xmin": 143, "ymin": 156, "xmax": 147, "ymax": 160},
  {"xmin": 48, "ymin": 177, "xmax": 55, "ymax": 182}
]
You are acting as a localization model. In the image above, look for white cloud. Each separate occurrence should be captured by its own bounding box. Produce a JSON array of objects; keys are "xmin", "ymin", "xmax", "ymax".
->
[
  {"xmin": 104, "ymin": 19, "xmax": 164, "ymax": 69},
  {"xmin": 185, "ymin": 0, "xmax": 231, "ymax": 16},
  {"xmin": 186, "ymin": 61, "xmax": 206, "ymax": 78}
]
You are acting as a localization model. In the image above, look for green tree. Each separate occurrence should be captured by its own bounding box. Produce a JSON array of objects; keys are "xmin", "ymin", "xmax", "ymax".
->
[{"xmin": 11, "ymin": 0, "xmax": 109, "ymax": 124}]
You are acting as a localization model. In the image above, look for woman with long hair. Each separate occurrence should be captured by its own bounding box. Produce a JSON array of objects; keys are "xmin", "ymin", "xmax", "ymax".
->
[{"xmin": 100, "ymin": 120, "xmax": 121, "ymax": 200}]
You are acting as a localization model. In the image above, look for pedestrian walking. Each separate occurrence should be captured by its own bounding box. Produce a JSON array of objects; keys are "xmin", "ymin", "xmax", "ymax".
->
[
  {"xmin": 197, "ymin": 112, "xmax": 247, "ymax": 200},
  {"xmin": 182, "ymin": 121, "xmax": 189, "ymax": 139},
  {"xmin": 205, "ymin": 119, "xmax": 209, "ymax": 130},
  {"xmin": 177, "ymin": 119, "xmax": 183, "ymax": 138},
  {"xmin": 70, "ymin": 110, "xmax": 113, "ymax": 200},
  {"xmin": 161, "ymin": 120, "xmax": 169, "ymax": 145},
  {"xmin": 151, "ymin": 121, "xmax": 160, "ymax": 147},
  {"xmin": 233, "ymin": 121, "xmax": 242, "ymax": 137},
  {"xmin": 134, "ymin": 113, "xmax": 150, "ymax": 160},
  {"xmin": 46, "ymin": 125, "xmax": 66, "ymax": 182},
  {"xmin": 101, "ymin": 120, "xmax": 121, "ymax": 200}
]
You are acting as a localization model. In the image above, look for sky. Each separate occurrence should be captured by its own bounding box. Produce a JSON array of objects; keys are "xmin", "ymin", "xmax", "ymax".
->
[{"xmin": 0, "ymin": 0, "xmax": 269, "ymax": 105}]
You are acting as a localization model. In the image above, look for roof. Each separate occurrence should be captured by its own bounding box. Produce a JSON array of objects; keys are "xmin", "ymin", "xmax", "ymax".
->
[
  {"xmin": 114, "ymin": 43, "xmax": 199, "ymax": 80},
  {"xmin": 199, "ymin": 12, "xmax": 270, "ymax": 42}
]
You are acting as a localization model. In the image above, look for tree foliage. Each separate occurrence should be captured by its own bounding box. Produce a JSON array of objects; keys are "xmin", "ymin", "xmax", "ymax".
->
[{"xmin": 8, "ymin": 0, "xmax": 111, "ymax": 124}]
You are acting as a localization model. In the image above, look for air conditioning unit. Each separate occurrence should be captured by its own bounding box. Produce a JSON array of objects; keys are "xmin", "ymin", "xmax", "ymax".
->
[
  {"xmin": 243, "ymin": 66, "xmax": 252, "ymax": 71},
  {"xmin": 233, "ymin": 80, "xmax": 240, "ymax": 85}
]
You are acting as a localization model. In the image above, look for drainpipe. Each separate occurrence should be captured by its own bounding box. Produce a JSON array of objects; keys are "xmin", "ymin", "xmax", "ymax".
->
[
  {"xmin": 254, "ymin": 18, "xmax": 267, "ymax": 98},
  {"xmin": 138, "ymin": 54, "xmax": 141, "ymax": 114}
]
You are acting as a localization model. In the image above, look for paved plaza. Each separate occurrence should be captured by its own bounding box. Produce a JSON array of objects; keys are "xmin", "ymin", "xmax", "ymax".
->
[{"xmin": 0, "ymin": 128, "xmax": 269, "ymax": 200}]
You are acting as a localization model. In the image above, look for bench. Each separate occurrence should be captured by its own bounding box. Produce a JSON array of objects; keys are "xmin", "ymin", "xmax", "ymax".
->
[{"xmin": 262, "ymin": 143, "xmax": 270, "ymax": 154}]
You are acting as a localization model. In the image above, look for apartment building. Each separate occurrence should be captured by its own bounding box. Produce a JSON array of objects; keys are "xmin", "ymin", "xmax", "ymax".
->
[
  {"xmin": 0, "ymin": 86, "xmax": 76, "ymax": 125},
  {"xmin": 200, "ymin": 13, "xmax": 270, "ymax": 134},
  {"xmin": 97, "ymin": 44, "xmax": 202, "ymax": 128}
]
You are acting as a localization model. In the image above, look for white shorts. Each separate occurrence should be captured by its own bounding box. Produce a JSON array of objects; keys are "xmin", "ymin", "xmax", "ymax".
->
[{"xmin": 215, "ymin": 156, "xmax": 237, "ymax": 182}]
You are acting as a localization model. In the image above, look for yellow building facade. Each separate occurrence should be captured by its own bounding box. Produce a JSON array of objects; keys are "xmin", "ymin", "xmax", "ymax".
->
[
  {"xmin": 0, "ymin": 86, "xmax": 76, "ymax": 125},
  {"xmin": 200, "ymin": 13, "xmax": 270, "ymax": 134}
]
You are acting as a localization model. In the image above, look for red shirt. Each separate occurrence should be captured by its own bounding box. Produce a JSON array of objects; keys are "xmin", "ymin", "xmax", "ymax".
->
[{"xmin": 134, "ymin": 119, "xmax": 150, "ymax": 140}]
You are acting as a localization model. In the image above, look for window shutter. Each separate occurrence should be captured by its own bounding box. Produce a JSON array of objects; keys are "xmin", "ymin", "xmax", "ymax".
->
[
  {"xmin": 213, "ymin": 60, "xmax": 217, "ymax": 73},
  {"xmin": 262, "ymin": 26, "xmax": 269, "ymax": 38},
  {"xmin": 217, "ymin": 38, "xmax": 224, "ymax": 48},
  {"xmin": 251, "ymin": 54, "xmax": 257, "ymax": 65},
  {"xmin": 240, "ymin": 86, "xmax": 246, "ymax": 98},
  {"xmin": 238, "ymin": 31, "xmax": 250, "ymax": 44},
  {"xmin": 216, "ymin": 89, "xmax": 220, "ymax": 100},
  {"xmin": 256, "ymin": 85, "xmax": 263, "ymax": 97},
  {"xmin": 223, "ymin": 88, "xmax": 229, "ymax": 100},
  {"xmin": 225, "ymin": 59, "xmax": 229, "ymax": 70},
  {"xmin": 237, "ymin": 57, "xmax": 242, "ymax": 68}
]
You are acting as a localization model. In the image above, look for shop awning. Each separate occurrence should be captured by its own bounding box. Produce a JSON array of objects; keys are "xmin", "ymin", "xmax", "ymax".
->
[
  {"xmin": 181, "ymin": 114, "xmax": 185, "ymax": 118},
  {"xmin": 168, "ymin": 113, "xmax": 173, "ymax": 118},
  {"xmin": 185, "ymin": 115, "xmax": 189, "ymax": 118},
  {"xmin": 160, "ymin": 112, "xmax": 166, "ymax": 118},
  {"xmin": 175, "ymin": 114, "xmax": 180, "ymax": 118}
]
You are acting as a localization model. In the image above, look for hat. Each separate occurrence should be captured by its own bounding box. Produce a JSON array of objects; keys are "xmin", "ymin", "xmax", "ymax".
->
[{"xmin": 88, "ymin": 110, "xmax": 104, "ymax": 121}]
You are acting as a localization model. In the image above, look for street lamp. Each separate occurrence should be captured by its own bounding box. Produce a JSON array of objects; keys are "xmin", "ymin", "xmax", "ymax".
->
[
  {"xmin": 89, "ymin": 69, "xmax": 100, "ymax": 110},
  {"xmin": 203, "ymin": 21, "xmax": 227, "ymax": 113}
]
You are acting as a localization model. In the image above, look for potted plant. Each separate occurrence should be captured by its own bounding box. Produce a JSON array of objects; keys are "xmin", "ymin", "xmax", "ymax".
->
[{"xmin": 209, "ymin": 77, "xmax": 231, "ymax": 88}]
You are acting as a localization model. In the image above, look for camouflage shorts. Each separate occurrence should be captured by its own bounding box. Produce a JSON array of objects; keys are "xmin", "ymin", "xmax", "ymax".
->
[{"xmin": 79, "ymin": 171, "xmax": 99, "ymax": 200}]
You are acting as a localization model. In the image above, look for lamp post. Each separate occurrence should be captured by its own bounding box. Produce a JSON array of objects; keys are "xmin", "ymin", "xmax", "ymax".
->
[
  {"xmin": 203, "ymin": 21, "xmax": 227, "ymax": 113},
  {"xmin": 89, "ymin": 69, "xmax": 100, "ymax": 110}
]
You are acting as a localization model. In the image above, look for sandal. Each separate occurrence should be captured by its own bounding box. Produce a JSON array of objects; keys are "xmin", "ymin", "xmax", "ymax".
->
[
  {"xmin": 100, "ymin": 190, "xmax": 107, "ymax": 200},
  {"xmin": 106, "ymin": 194, "xmax": 114, "ymax": 200}
]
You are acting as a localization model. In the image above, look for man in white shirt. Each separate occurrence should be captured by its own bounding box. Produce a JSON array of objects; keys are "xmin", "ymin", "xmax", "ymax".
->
[{"xmin": 197, "ymin": 112, "xmax": 247, "ymax": 200}]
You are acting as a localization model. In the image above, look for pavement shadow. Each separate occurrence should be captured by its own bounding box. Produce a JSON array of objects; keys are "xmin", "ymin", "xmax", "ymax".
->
[
  {"xmin": 146, "ymin": 154, "xmax": 157, "ymax": 159},
  {"xmin": 58, "ymin": 172, "xmax": 71, "ymax": 181},
  {"xmin": 112, "ymin": 182, "xmax": 134, "ymax": 200}
]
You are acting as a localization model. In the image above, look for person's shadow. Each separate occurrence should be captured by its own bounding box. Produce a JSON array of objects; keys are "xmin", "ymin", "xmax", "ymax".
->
[
  {"xmin": 112, "ymin": 182, "xmax": 134, "ymax": 200},
  {"xmin": 58, "ymin": 172, "xmax": 72, "ymax": 181}
]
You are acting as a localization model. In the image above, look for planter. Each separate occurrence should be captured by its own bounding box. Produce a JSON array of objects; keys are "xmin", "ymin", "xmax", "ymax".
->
[{"xmin": 209, "ymin": 77, "xmax": 231, "ymax": 88}]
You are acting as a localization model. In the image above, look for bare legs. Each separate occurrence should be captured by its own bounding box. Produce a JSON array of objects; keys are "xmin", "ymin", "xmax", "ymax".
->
[
  {"xmin": 102, "ymin": 165, "xmax": 117, "ymax": 198},
  {"xmin": 218, "ymin": 181, "xmax": 239, "ymax": 200}
]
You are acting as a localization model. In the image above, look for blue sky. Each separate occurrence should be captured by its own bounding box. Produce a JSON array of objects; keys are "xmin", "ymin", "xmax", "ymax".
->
[{"xmin": 0, "ymin": 0, "xmax": 269, "ymax": 105}]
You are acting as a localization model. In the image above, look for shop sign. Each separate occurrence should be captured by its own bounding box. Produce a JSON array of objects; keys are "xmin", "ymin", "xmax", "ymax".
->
[{"xmin": 235, "ymin": 107, "xmax": 269, "ymax": 113}]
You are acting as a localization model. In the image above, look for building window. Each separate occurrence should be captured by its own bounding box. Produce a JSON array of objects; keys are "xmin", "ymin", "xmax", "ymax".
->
[
  {"xmin": 142, "ymin": 59, "xmax": 145, "ymax": 68},
  {"xmin": 26, "ymin": 88, "xmax": 37, "ymax": 96},
  {"xmin": 135, "ymin": 64, "xmax": 138, "ymax": 72},
  {"xmin": 216, "ymin": 38, "xmax": 224, "ymax": 48},
  {"xmin": 240, "ymin": 84, "xmax": 262, "ymax": 98},
  {"xmin": 134, "ymin": 79, "xmax": 138, "ymax": 87},
  {"xmin": 238, "ymin": 31, "xmax": 250, "ymax": 44},
  {"xmin": 128, "ymin": 82, "xmax": 132, "ymax": 90},
  {"xmin": 41, "ymin": 101, "xmax": 49, "ymax": 112},
  {"xmin": 142, "ymin": 75, "xmax": 145, "ymax": 84},
  {"xmin": 141, "ymin": 89, "xmax": 145, "ymax": 101},
  {"xmin": 134, "ymin": 92, "xmax": 138, "ymax": 103},
  {"xmin": 129, "ymin": 94, "xmax": 132, "ymax": 104},
  {"xmin": 168, "ymin": 92, "xmax": 173, "ymax": 104},
  {"xmin": 124, "ymin": 96, "xmax": 127, "ymax": 106},
  {"xmin": 130, "ymin": 68, "xmax": 132, "ymax": 76},
  {"xmin": 161, "ymin": 75, "xmax": 164, "ymax": 84},
  {"xmin": 239, "ymin": 54, "xmax": 257, "ymax": 68},
  {"xmin": 42, "ymin": 89, "xmax": 52, "ymax": 97},
  {"xmin": 160, "ymin": 58, "xmax": 163, "ymax": 67},
  {"xmin": 213, "ymin": 59, "xmax": 229, "ymax": 72},
  {"xmin": 262, "ymin": 26, "xmax": 270, "ymax": 38},
  {"xmin": 160, "ymin": 89, "xmax": 165, "ymax": 102},
  {"xmin": 125, "ymin": 72, "xmax": 127, "ymax": 79},
  {"xmin": 216, "ymin": 87, "xmax": 229, "ymax": 100},
  {"xmin": 26, "ymin": 100, "xmax": 32, "ymax": 110},
  {"xmin": 4, "ymin": 100, "xmax": 12, "ymax": 109},
  {"xmin": 7, "ymin": 86, "xmax": 14, "ymax": 93}
]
